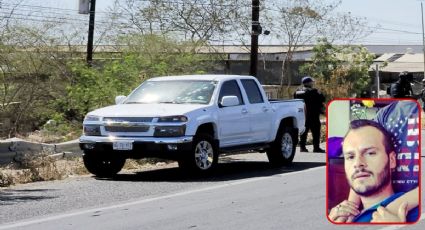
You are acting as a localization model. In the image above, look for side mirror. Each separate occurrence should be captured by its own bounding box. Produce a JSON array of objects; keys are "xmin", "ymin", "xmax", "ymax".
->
[
  {"xmin": 220, "ymin": 96, "xmax": 240, "ymax": 107},
  {"xmin": 115, "ymin": 95, "xmax": 126, "ymax": 105}
]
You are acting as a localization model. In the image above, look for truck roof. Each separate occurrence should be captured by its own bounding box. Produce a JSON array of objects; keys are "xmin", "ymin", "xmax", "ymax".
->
[{"xmin": 148, "ymin": 74, "xmax": 256, "ymax": 82}]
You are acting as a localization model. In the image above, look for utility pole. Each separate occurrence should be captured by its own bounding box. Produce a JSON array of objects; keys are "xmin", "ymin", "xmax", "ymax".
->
[
  {"xmin": 421, "ymin": 2, "xmax": 425, "ymax": 79},
  {"xmin": 87, "ymin": 0, "xmax": 96, "ymax": 66},
  {"xmin": 375, "ymin": 64, "xmax": 380, "ymax": 98},
  {"xmin": 250, "ymin": 0, "xmax": 260, "ymax": 77}
]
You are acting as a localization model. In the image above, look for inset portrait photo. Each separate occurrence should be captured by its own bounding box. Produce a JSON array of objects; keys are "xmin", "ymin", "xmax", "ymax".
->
[{"xmin": 326, "ymin": 99, "xmax": 421, "ymax": 224}]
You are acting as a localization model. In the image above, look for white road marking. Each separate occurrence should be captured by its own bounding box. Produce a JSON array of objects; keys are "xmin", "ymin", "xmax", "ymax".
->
[
  {"xmin": 0, "ymin": 166, "xmax": 325, "ymax": 229},
  {"xmin": 377, "ymin": 213, "xmax": 424, "ymax": 230}
]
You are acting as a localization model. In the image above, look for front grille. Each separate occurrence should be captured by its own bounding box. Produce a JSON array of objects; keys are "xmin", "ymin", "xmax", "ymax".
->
[
  {"xmin": 105, "ymin": 126, "xmax": 150, "ymax": 132},
  {"xmin": 103, "ymin": 117, "xmax": 153, "ymax": 123}
]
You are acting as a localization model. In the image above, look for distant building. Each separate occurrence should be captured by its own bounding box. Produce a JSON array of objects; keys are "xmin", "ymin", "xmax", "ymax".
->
[
  {"xmin": 20, "ymin": 44, "xmax": 424, "ymax": 95},
  {"xmin": 372, "ymin": 51, "xmax": 425, "ymax": 97},
  {"xmin": 200, "ymin": 44, "xmax": 425, "ymax": 86}
]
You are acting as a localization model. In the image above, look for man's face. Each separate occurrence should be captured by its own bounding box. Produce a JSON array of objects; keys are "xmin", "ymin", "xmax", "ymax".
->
[{"xmin": 343, "ymin": 126, "xmax": 396, "ymax": 197}]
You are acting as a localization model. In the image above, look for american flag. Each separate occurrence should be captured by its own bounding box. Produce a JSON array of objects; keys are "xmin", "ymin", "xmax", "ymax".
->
[{"xmin": 374, "ymin": 101, "xmax": 420, "ymax": 192}]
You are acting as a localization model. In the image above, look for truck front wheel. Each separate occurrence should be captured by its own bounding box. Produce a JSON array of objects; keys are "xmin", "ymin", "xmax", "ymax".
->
[
  {"xmin": 267, "ymin": 127, "xmax": 297, "ymax": 166},
  {"xmin": 178, "ymin": 134, "xmax": 218, "ymax": 173},
  {"xmin": 83, "ymin": 151, "xmax": 126, "ymax": 178}
]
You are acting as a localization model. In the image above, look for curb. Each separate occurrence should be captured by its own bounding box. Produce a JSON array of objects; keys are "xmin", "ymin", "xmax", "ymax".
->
[{"xmin": 0, "ymin": 138, "xmax": 82, "ymax": 165}]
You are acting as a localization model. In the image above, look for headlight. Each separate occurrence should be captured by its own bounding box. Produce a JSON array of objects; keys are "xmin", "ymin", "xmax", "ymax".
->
[
  {"xmin": 154, "ymin": 125, "xmax": 186, "ymax": 137},
  {"xmin": 83, "ymin": 125, "xmax": 101, "ymax": 136},
  {"xmin": 158, "ymin": 116, "xmax": 188, "ymax": 122},
  {"xmin": 84, "ymin": 115, "xmax": 101, "ymax": 122}
]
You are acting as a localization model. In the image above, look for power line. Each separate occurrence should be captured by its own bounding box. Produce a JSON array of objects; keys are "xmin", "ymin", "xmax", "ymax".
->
[
  {"xmin": 0, "ymin": 6, "xmax": 89, "ymax": 18},
  {"xmin": 0, "ymin": 1, "xmax": 422, "ymax": 45},
  {"xmin": 0, "ymin": 2, "xmax": 118, "ymax": 15},
  {"xmin": 0, "ymin": 11, "xmax": 88, "ymax": 24},
  {"xmin": 0, "ymin": 1, "xmax": 250, "ymax": 15},
  {"xmin": 0, "ymin": 3, "xmax": 243, "ymax": 24},
  {"xmin": 132, "ymin": 0, "xmax": 251, "ymax": 7},
  {"xmin": 0, "ymin": 14, "xmax": 194, "ymax": 33},
  {"xmin": 0, "ymin": 2, "xmax": 83, "ymax": 13},
  {"xmin": 343, "ymin": 12, "xmax": 421, "ymax": 29},
  {"xmin": 367, "ymin": 26, "xmax": 422, "ymax": 35}
]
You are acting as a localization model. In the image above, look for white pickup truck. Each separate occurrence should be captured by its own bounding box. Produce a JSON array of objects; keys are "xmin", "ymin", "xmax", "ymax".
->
[{"xmin": 80, "ymin": 75, "xmax": 305, "ymax": 177}]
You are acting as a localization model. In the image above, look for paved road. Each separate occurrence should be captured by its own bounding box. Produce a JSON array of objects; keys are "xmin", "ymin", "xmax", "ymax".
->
[{"xmin": 0, "ymin": 142, "xmax": 423, "ymax": 229}]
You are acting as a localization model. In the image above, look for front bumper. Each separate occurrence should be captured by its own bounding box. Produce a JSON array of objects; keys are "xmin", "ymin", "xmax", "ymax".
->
[{"xmin": 79, "ymin": 135, "xmax": 193, "ymax": 160}]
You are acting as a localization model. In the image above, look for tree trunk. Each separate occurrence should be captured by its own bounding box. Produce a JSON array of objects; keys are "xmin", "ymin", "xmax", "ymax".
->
[
  {"xmin": 279, "ymin": 53, "xmax": 293, "ymax": 99},
  {"xmin": 279, "ymin": 56, "xmax": 287, "ymax": 98}
]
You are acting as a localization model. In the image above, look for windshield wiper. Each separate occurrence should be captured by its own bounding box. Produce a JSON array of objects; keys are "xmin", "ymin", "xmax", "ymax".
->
[
  {"xmin": 126, "ymin": 101, "xmax": 184, "ymax": 104},
  {"xmin": 125, "ymin": 102, "xmax": 146, "ymax": 104},
  {"xmin": 158, "ymin": 101, "xmax": 182, "ymax": 104}
]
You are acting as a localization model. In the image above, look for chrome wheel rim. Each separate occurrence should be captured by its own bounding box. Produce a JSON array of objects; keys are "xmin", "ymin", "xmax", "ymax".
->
[
  {"xmin": 281, "ymin": 133, "xmax": 293, "ymax": 159},
  {"xmin": 195, "ymin": 141, "xmax": 214, "ymax": 170}
]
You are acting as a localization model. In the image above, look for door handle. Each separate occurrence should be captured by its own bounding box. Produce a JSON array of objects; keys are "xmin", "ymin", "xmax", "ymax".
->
[
  {"xmin": 262, "ymin": 106, "xmax": 269, "ymax": 112},
  {"xmin": 241, "ymin": 108, "xmax": 248, "ymax": 114}
]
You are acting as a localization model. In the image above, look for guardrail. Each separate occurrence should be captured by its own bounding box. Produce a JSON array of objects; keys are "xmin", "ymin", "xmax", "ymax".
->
[{"xmin": 0, "ymin": 138, "xmax": 82, "ymax": 165}]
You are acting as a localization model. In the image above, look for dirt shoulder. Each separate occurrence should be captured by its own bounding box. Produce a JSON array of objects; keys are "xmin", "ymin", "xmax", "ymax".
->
[{"xmin": 0, "ymin": 152, "xmax": 174, "ymax": 188}]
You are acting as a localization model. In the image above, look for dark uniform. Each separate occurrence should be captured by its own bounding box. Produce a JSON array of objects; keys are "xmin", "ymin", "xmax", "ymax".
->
[
  {"xmin": 420, "ymin": 83, "xmax": 425, "ymax": 112},
  {"xmin": 390, "ymin": 72, "xmax": 413, "ymax": 98},
  {"xmin": 390, "ymin": 79, "xmax": 413, "ymax": 98},
  {"xmin": 294, "ymin": 85, "xmax": 325, "ymax": 152}
]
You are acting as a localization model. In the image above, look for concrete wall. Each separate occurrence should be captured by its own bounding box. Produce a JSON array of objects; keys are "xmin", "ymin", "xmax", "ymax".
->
[
  {"xmin": 212, "ymin": 60, "xmax": 307, "ymax": 85},
  {"xmin": 0, "ymin": 138, "xmax": 81, "ymax": 165}
]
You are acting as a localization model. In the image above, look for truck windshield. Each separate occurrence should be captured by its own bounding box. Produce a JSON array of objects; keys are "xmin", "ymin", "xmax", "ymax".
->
[{"xmin": 124, "ymin": 80, "xmax": 217, "ymax": 104}]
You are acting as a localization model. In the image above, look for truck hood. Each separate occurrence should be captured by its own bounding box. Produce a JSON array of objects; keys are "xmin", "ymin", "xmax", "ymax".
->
[{"xmin": 88, "ymin": 103, "xmax": 209, "ymax": 117}]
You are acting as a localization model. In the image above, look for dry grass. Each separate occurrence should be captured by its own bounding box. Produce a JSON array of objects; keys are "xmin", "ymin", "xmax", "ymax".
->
[
  {"xmin": 122, "ymin": 158, "xmax": 175, "ymax": 171},
  {"xmin": 16, "ymin": 130, "xmax": 80, "ymax": 144},
  {"xmin": 0, "ymin": 152, "xmax": 175, "ymax": 187},
  {"xmin": 0, "ymin": 151, "xmax": 89, "ymax": 187},
  {"xmin": 0, "ymin": 171, "xmax": 14, "ymax": 187}
]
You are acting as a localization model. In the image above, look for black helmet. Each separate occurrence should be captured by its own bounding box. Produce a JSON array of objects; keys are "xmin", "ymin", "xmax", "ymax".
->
[
  {"xmin": 301, "ymin": 76, "xmax": 314, "ymax": 84},
  {"xmin": 399, "ymin": 71, "xmax": 413, "ymax": 82}
]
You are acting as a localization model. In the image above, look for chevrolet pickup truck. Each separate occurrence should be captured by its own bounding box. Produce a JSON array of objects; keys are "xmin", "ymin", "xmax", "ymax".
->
[{"xmin": 80, "ymin": 75, "xmax": 305, "ymax": 177}]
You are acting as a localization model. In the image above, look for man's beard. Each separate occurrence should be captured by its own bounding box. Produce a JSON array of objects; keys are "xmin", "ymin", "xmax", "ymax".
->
[{"xmin": 348, "ymin": 161, "xmax": 391, "ymax": 197}]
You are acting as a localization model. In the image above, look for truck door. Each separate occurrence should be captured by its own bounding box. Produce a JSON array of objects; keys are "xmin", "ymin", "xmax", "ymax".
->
[
  {"xmin": 217, "ymin": 80, "xmax": 251, "ymax": 147},
  {"xmin": 241, "ymin": 79, "xmax": 273, "ymax": 142}
]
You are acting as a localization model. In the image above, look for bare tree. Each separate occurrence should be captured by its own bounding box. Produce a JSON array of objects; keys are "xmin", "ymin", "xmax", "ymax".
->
[
  {"xmin": 110, "ymin": 0, "xmax": 248, "ymax": 44},
  {"xmin": 265, "ymin": 0, "xmax": 371, "ymax": 96}
]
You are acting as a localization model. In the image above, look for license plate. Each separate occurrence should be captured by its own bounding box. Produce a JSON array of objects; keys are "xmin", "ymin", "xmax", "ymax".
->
[{"xmin": 113, "ymin": 141, "xmax": 133, "ymax": 150}]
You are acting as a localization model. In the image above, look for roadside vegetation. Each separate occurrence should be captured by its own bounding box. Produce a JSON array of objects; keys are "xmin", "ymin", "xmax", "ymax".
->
[
  {"xmin": 0, "ymin": 151, "xmax": 174, "ymax": 187},
  {"xmin": 0, "ymin": 0, "xmax": 372, "ymax": 140},
  {"xmin": 300, "ymin": 38, "xmax": 375, "ymax": 99},
  {"xmin": 1, "ymin": 33, "xmax": 214, "ymax": 140},
  {"xmin": 1, "ymin": 0, "xmax": 375, "ymax": 186},
  {"xmin": 0, "ymin": 151, "xmax": 87, "ymax": 187}
]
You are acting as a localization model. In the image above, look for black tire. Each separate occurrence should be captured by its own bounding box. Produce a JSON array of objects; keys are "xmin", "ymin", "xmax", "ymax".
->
[
  {"xmin": 267, "ymin": 127, "xmax": 297, "ymax": 166},
  {"xmin": 83, "ymin": 151, "xmax": 126, "ymax": 178},
  {"xmin": 178, "ymin": 133, "xmax": 218, "ymax": 173}
]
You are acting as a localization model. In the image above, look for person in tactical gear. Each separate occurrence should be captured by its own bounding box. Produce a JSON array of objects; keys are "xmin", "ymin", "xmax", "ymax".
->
[
  {"xmin": 419, "ymin": 79, "xmax": 425, "ymax": 112},
  {"xmin": 293, "ymin": 76, "xmax": 326, "ymax": 153},
  {"xmin": 389, "ymin": 71, "xmax": 414, "ymax": 98}
]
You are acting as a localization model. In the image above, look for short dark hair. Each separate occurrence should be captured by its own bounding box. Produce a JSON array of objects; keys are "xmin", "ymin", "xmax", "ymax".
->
[{"xmin": 345, "ymin": 119, "xmax": 394, "ymax": 154}]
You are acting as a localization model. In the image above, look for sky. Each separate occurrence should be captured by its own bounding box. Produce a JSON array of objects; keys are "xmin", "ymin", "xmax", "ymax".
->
[
  {"xmin": 1, "ymin": 0, "xmax": 424, "ymax": 45},
  {"xmin": 337, "ymin": 0, "xmax": 423, "ymax": 45}
]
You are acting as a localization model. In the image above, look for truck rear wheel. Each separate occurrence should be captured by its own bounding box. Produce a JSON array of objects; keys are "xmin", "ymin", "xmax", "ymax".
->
[
  {"xmin": 267, "ymin": 127, "xmax": 297, "ymax": 166},
  {"xmin": 178, "ymin": 133, "xmax": 218, "ymax": 173},
  {"xmin": 83, "ymin": 151, "xmax": 126, "ymax": 178}
]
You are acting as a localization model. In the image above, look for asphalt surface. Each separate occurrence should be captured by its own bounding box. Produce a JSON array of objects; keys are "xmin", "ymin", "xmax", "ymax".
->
[{"xmin": 0, "ymin": 141, "xmax": 423, "ymax": 230}]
